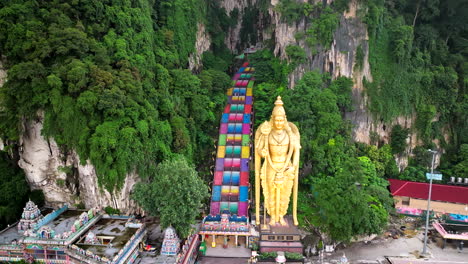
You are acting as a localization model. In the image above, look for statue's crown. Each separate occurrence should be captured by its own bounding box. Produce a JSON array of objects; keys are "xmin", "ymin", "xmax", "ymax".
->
[{"xmin": 272, "ymin": 96, "xmax": 286, "ymax": 117}]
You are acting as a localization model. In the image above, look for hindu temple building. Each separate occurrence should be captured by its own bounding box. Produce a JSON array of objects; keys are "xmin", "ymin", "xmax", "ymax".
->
[
  {"xmin": 0, "ymin": 202, "xmax": 147, "ymax": 264},
  {"xmin": 17, "ymin": 200, "xmax": 43, "ymax": 232},
  {"xmin": 161, "ymin": 227, "xmax": 180, "ymax": 256}
]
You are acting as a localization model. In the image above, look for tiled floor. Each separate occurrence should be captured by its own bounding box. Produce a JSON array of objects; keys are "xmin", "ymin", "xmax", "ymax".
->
[{"xmin": 198, "ymin": 257, "xmax": 249, "ymax": 264}]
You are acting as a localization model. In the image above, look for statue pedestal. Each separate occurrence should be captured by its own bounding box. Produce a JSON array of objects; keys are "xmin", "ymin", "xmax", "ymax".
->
[{"xmin": 257, "ymin": 215, "xmax": 303, "ymax": 254}]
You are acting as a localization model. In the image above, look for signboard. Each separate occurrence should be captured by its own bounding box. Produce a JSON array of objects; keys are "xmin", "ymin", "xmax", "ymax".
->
[{"xmin": 426, "ymin": 173, "xmax": 442, "ymax": 180}]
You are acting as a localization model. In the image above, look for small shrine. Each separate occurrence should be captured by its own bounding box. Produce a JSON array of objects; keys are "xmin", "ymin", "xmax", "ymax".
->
[
  {"xmin": 37, "ymin": 226, "xmax": 55, "ymax": 239},
  {"xmin": 17, "ymin": 200, "xmax": 43, "ymax": 232},
  {"xmin": 84, "ymin": 231, "xmax": 99, "ymax": 244},
  {"xmin": 161, "ymin": 227, "xmax": 180, "ymax": 256},
  {"xmin": 79, "ymin": 212, "xmax": 89, "ymax": 224}
]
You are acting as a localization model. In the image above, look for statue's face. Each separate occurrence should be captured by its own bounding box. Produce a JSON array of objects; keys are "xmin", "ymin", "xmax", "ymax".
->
[{"xmin": 273, "ymin": 115, "xmax": 285, "ymax": 130}]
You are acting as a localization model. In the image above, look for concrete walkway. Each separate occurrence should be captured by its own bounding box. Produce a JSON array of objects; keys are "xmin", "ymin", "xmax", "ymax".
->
[
  {"xmin": 199, "ymin": 257, "xmax": 248, "ymax": 264},
  {"xmin": 321, "ymin": 233, "xmax": 468, "ymax": 263},
  {"xmin": 205, "ymin": 245, "xmax": 251, "ymax": 258}
]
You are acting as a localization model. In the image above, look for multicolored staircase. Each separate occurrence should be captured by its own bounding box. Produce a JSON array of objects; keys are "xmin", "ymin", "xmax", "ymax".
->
[{"xmin": 209, "ymin": 62, "xmax": 255, "ymax": 217}]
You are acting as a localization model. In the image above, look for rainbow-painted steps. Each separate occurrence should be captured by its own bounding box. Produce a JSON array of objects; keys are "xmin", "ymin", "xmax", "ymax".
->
[{"xmin": 209, "ymin": 62, "xmax": 255, "ymax": 217}]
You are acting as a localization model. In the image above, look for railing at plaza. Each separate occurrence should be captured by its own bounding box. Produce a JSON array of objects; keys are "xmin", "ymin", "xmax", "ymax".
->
[
  {"xmin": 112, "ymin": 223, "xmax": 147, "ymax": 264},
  {"xmin": 67, "ymin": 244, "xmax": 109, "ymax": 264},
  {"xmin": 34, "ymin": 205, "xmax": 69, "ymax": 232},
  {"xmin": 20, "ymin": 213, "xmax": 102, "ymax": 246}
]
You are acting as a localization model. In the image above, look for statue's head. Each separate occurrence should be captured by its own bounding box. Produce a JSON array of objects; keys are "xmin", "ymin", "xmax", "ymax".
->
[{"xmin": 271, "ymin": 96, "xmax": 287, "ymax": 130}]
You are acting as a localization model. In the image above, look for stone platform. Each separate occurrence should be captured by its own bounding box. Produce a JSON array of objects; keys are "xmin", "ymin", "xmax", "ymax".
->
[{"xmin": 258, "ymin": 216, "xmax": 303, "ymax": 254}]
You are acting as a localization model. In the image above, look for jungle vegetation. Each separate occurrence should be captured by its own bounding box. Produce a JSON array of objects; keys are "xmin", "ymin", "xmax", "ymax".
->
[
  {"xmin": 251, "ymin": 0, "xmax": 467, "ymax": 241},
  {"xmin": 0, "ymin": 0, "xmax": 466, "ymax": 242},
  {"xmin": 0, "ymin": 151, "xmax": 44, "ymax": 230},
  {"xmin": 0, "ymin": 0, "xmax": 232, "ymax": 236}
]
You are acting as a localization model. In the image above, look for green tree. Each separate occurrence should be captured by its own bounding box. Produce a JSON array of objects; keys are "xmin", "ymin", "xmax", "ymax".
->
[
  {"xmin": 357, "ymin": 144, "xmax": 399, "ymax": 178},
  {"xmin": 453, "ymin": 144, "xmax": 468, "ymax": 177},
  {"xmin": 399, "ymin": 165, "xmax": 427, "ymax": 182},
  {"xmin": 390, "ymin": 124, "xmax": 409, "ymax": 154},
  {"xmin": 277, "ymin": 0, "xmax": 306, "ymax": 24},
  {"xmin": 309, "ymin": 159, "xmax": 389, "ymax": 241},
  {"xmin": 305, "ymin": 7, "xmax": 339, "ymax": 48},
  {"xmin": 0, "ymin": 151, "xmax": 44, "ymax": 229},
  {"xmin": 285, "ymin": 45, "xmax": 306, "ymax": 70},
  {"xmin": 132, "ymin": 155, "xmax": 209, "ymax": 237},
  {"xmin": 249, "ymin": 49, "xmax": 289, "ymax": 85},
  {"xmin": 281, "ymin": 71, "xmax": 351, "ymax": 180}
]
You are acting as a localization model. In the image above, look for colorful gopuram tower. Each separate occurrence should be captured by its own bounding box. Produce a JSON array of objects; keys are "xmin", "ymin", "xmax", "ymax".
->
[{"xmin": 17, "ymin": 200, "xmax": 43, "ymax": 232}]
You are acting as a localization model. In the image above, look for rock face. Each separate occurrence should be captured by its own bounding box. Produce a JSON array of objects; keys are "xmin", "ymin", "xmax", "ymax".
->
[
  {"xmin": 0, "ymin": 20, "xmax": 214, "ymax": 213},
  {"xmin": 0, "ymin": 59, "xmax": 5, "ymax": 88},
  {"xmin": 1, "ymin": 0, "xmax": 444, "ymax": 209},
  {"xmin": 0, "ymin": 59, "xmax": 5, "ymax": 151},
  {"xmin": 221, "ymin": 0, "xmax": 441, "ymax": 168},
  {"xmin": 221, "ymin": 0, "xmax": 258, "ymax": 52},
  {"xmin": 189, "ymin": 23, "xmax": 211, "ymax": 71},
  {"xmin": 17, "ymin": 111, "xmax": 140, "ymax": 213}
]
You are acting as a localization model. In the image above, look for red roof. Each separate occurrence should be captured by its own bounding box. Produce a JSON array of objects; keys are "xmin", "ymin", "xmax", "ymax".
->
[{"xmin": 388, "ymin": 179, "xmax": 468, "ymax": 204}]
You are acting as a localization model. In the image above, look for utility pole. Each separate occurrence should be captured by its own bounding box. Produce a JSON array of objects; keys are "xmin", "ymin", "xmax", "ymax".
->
[{"xmin": 422, "ymin": 149, "xmax": 437, "ymax": 255}]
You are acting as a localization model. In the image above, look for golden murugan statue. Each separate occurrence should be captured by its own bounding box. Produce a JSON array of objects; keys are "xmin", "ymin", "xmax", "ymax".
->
[{"xmin": 255, "ymin": 96, "xmax": 300, "ymax": 226}]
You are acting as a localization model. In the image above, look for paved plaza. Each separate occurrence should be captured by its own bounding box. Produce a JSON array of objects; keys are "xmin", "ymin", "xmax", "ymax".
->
[{"xmin": 319, "ymin": 232, "xmax": 468, "ymax": 264}]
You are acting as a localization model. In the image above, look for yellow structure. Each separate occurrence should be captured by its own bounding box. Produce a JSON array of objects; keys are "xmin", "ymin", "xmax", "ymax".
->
[{"xmin": 254, "ymin": 96, "xmax": 300, "ymax": 226}]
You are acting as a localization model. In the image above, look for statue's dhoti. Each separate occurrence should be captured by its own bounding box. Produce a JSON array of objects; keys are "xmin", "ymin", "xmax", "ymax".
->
[{"xmin": 261, "ymin": 161, "xmax": 295, "ymax": 223}]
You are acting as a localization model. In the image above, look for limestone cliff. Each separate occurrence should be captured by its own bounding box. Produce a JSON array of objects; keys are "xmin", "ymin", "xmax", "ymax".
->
[
  {"xmin": 221, "ymin": 0, "xmax": 258, "ymax": 52},
  {"xmin": 1, "ymin": 59, "xmax": 140, "ymax": 213},
  {"xmin": 220, "ymin": 0, "xmax": 441, "ymax": 168},
  {"xmin": 0, "ymin": 19, "xmax": 212, "ymax": 212},
  {"xmin": 0, "ymin": 59, "xmax": 5, "ymax": 151},
  {"xmin": 1, "ymin": 57, "xmax": 140, "ymax": 212},
  {"xmin": 189, "ymin": 23, "xmax": 212, "ymax": 71},
  {"xmin": 17, "ymin": 112, "xmax": 141, "ymax": 213}
]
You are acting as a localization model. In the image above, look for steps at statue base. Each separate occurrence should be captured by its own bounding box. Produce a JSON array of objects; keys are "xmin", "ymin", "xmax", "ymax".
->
[{"xmin": 258, "ymin": 216, "xmax": 304, "ymax": 254}]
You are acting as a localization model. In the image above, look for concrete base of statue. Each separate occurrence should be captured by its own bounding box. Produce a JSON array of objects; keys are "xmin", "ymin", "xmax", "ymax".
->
[{"xmin": 257, "ymin": 215, "xmax": 304, "ymax": 254}]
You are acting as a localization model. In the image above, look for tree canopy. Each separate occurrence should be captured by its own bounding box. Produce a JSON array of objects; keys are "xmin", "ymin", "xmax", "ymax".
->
[
  {"xmin": 0, "ymin": 151, "xmax": 44, "ymax": 230},
  {"xmin": 251, "ymin": 61, "xmax": 394, "ymax": 241},
  {"xmin": 132, "ymin": 155, "xmax": 209, "ymax": 238},
  {"xmin": 0, "ymin": 0, "xmax": 231, "ymax": 193}
]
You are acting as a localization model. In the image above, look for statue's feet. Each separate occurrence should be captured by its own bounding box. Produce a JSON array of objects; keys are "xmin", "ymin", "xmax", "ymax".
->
[
  {"xmin": 279, "ymin": 216, "xmax": 287, "ymax": 226},
  {"xmin": 269, "ymin": 219, "xmax": 277, "ymax": 226}
]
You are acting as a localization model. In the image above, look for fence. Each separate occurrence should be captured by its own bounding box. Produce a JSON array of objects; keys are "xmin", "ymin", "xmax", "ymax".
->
[{"xmin": 34, "ymin": 205, "xmax": 69, "ymax": 232}]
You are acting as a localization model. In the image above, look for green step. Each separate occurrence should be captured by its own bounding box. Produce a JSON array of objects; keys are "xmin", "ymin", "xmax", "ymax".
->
[
  {"xmin": 219, "ymin": 134, "xmax": 227, "ymax": 146},
  {"xmin": 242, "ymin": 135, "xmax": 249, "ymax": 146}
]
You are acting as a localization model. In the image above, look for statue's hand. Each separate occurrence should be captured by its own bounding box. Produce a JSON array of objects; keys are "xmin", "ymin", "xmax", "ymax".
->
[
  {"xmin": 284, "ymin": 165, "xmax": 296, "ymax": 179},
  {"xmin": 260, "ymin": 148, "xmax": 268, "ymax": 157}
]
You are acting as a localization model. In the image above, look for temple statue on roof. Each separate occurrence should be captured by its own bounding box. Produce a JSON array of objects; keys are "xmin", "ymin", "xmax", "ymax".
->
[
  {"xmin": 84, "ymin": 231, "xmax": 99, "ymax": 244},
  {"xmin": 17, "ymin": 200, "xmax": 43, "ymax": 232},
  {"xmin": 161, "ymin": 227, "xmax": 180, "ymax": 256}
]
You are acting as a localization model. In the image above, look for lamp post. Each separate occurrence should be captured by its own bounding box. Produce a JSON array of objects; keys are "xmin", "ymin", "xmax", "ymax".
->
[{"xmin": 422, "ymin": 149, "xmax": 437, "ymax": 255}]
